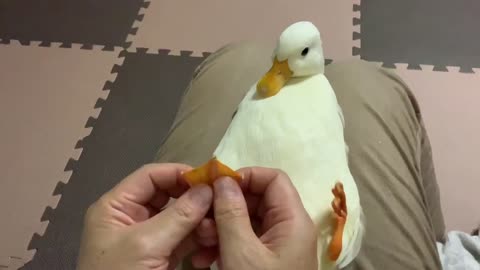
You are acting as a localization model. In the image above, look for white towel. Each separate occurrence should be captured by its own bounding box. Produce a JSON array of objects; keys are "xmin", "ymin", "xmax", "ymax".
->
[{"xmin": 437, "ymin": 231, "xmax": 480, "ymax": 270}]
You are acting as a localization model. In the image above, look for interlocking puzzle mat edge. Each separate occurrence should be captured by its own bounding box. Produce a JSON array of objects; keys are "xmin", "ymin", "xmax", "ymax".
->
[{"xmin": 353, "ymin": 0, "xmax": 479, "ymax": 74}]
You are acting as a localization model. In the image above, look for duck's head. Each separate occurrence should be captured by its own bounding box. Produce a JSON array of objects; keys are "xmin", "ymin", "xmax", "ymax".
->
[{"xmin": 257, "ymin": 21, "xmax": 324, "ymax": 98}]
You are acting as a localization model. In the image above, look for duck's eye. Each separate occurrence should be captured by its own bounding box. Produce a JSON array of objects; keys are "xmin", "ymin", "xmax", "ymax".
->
[{"xmin": 301, "ymin": 47, "xmax": 309, "ymax": 56}]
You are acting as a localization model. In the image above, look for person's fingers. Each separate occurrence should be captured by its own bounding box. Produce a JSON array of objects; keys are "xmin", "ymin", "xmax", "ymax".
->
[
  {"xmin": 213, "ymin": 177, "xmax": 258, "ymax": 249},
  {"xmin": 201, "ymin": 192, "xmax": 259, "ymax": 238},
  {"xmin": 191, "ymin": 247, "xmax": 218, "ymax": 268},
  {"xmin": 244, "ymin": 193, "xmax": 261, "ymax": 216},
  {"xmin": 195, "ymin": 218, "xmax": 218, "ymax": 247},
  {"xmin": 238, "ymin": 167, "xmax": 290, "ymax": 195},
  {"xmin": 107, "ymin": 163, "xmax": 192, "ymax": 206},
  {"xmin": 169, "ymin": 234, "xmax": 198, "ymax": 267},
  {"xmin": 196, "ymin": 218, "xmax": 217, "ymax": 238},
  {"xmin": 148, "ymin": 192, "xmax": 171, "ymax": 211},
  {"xmin": 238, "ymin": 167, "xmax": 304, "ymax": 214},
  {"xmin": 96, "ymin": 164, "xmax": 192, "ymax": 223},
  {"xmin": 237, "ymin": 167, "xmax": 314, "ymax": 247},
  {"xmin": 140, "ymin": 184, "xmax": 213, "ymax": 253}
]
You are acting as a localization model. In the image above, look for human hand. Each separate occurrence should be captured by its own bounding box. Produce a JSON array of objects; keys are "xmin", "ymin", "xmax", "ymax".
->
[
  {"xmin": 76, "ymin": 163, "xmax": 217, "ymax": 270},
  {"xmin": 192, "ymin": 167, "xmax": 318, "ymax": 270}
]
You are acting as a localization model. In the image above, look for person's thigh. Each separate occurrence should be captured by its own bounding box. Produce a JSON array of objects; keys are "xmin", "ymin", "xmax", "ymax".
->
[{"xmin": 326, "ymin": 60, "xmax": 442, "ymax": 270}]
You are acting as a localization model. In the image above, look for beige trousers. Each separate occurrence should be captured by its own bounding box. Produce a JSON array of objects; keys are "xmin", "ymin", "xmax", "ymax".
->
[{"xmin": 155, "ymin": 42, "xmax": 445, "ymax": 270}]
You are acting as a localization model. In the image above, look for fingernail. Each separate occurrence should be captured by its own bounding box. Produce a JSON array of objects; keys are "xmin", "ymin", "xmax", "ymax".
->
[
  {"xmin": 189, "ymin": 185, "xmax": 213, "ymax": 207},
  {"xmin": 214, "ymin": 177, "xmax": 240, "ymax": 198}
]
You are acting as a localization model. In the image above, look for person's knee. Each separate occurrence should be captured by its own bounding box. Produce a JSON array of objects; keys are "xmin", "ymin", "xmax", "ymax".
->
[
  {"xmin": 194, "ymin": 40, "xmax": 273, "ymax": 79},
  {"xmin": 325, "ymin": 58, "xmax": 420, "ymax": 131},
  {"xmin": 325, "ymin": 59, "xmax": 411, "ymax": 102},
  {"xmin": 325, "ymin": 59, "xmax": 381, "ymax": 78}
]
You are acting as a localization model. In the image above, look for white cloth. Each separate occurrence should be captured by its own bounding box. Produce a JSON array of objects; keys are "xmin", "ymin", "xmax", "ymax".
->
[{"xmin": 437, "ymin": 231, "xmax": 480, "ymax": 270}]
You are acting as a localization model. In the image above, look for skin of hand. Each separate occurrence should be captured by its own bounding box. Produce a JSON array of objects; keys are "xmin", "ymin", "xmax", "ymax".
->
[
  {"xmin": 192, "ymin": 167, "xmax": 318, "ymax": 270},
  {"xmin": 76, "ymin": 163, "xmax": 218, "ymax": 270}
]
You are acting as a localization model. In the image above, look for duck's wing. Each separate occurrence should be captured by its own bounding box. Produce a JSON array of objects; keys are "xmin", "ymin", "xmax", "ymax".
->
[
  {"xmin": 336, "ymin": 103, "xmax": 350, "ymax": 154},
  {"xmin": 231, "ymin": 108, "xmax": 238, "ymax": 120},
  {"xmin": 337, "ymin": 103, "xmax": 345, "ymax": 129}
]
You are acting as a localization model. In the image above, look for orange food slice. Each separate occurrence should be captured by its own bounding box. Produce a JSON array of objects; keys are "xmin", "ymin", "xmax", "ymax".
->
[{"xmin": 182, "ymin": 157, "xmax": 242, "ymax": 186}]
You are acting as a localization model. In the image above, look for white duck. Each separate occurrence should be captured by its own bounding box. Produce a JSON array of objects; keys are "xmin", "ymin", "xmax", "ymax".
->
[{"xmin": 184, "ymin": 21, "xmax": 364, "ymax": 270}]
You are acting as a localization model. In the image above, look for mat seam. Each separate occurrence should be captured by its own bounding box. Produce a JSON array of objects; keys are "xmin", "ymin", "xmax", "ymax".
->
[
  {"xmin": 0, "ymin": 39, "xmax": 125, "ymax": 52},
  {"xmin": 376, "ymin": 62, "xmax": 479, "ymax": 73},
  {"xmin": 353, "ymin": 0, "xmax": 361, "ymax": 58},
  {"xmin": 371, "ymin": 62, "xmax": 480, "ymax": 74},
  {"xmin": 125, "ymin": 46, "xmax": 213, "ymax": 57},
  {"xmin": 124, "ymin": 0, "xmax": 151, "ymax": 48}
]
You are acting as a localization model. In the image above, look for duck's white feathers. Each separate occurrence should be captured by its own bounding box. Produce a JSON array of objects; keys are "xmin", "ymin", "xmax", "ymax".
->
[{"xmin": 213, "ymin": 74, "xmax": 364, "ymax": 269}]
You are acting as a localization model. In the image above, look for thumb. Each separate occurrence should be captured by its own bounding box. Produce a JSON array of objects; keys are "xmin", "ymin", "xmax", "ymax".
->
[
  {"xmin": 141, "ymin": 184, "xmax": 213, "ymax": 253},
  {"xmin": 213, "ymin": 177, "xmax": 256, "ymax": 248}
]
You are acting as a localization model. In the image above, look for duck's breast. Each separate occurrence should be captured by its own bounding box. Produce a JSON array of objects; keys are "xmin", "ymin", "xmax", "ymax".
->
[{"xmin": 214, "ymin": 74, "xmax": 357, "ymax": 224}]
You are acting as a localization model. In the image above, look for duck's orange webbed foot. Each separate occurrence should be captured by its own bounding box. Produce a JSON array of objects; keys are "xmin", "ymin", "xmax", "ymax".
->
[
  {"xmin": 182, "ymin": 157, "xmax": 242, "ymax": 186},
  {"xmin": 328, "ymin": 182, "xmax": 347, "ymax": 261}
]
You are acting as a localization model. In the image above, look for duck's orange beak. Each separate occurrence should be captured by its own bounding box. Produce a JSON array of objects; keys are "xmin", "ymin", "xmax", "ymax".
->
[{"xmin": 256, "ymin": 58, "xmax": 293, "ymax": 98}]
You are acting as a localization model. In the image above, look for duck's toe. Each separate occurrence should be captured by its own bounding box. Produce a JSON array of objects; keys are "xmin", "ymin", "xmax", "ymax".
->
[{"xmin": 328, "ymin": 181, "xmax": 347, "ymax": 261}]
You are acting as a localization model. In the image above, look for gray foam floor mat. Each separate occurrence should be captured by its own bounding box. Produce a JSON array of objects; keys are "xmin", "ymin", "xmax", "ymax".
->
[
  {"xmin": 0, "ymin": 0, "xmax": 148, "ymax": 49},
  {"xmin": 20, "ymin": 50, "xmax": 205, "ymax": 270},
  {"xmin": 129, "ymin": 0, "xmax": 358, "ymax": 59},
  {"xmin": 358, "ymin": 0, "xmax": 480, "ymax": 72}
]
